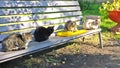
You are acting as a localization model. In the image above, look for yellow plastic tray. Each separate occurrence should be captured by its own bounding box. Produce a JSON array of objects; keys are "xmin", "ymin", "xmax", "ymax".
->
[{"xmin": 56, "ymin": 30, "xmax": 87, "ymax": 37}]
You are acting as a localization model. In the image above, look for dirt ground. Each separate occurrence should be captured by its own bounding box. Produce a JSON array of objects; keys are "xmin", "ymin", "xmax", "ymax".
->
[{"xmin": 0, "ymin": 36, "xmax": 120, "ymax": 68}]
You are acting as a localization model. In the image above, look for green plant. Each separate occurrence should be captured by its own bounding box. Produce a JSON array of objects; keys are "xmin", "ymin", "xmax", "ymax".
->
[
  {"xmin": 78, "ymin": 0, "xmax": 91, "ymax": 10},
  {"xmin": 99, "ymin": 0, "xmax": 120, "ymax": 19}
]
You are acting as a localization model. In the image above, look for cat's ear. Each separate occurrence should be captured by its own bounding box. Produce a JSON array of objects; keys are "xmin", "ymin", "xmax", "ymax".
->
[
  {"xmin": 23, "ymin": 32, "xmax": 32, "ymax": 35},
  {"xmin": 95, "ymin": 19, "xmax": 99, "ymax": 24},
  {"xmin": 51, "ymin": 26, "xmax": 54, "ymax": 28},
  {"xmin": 95, "ymin": 19, "xmax": 98, "ymax": 22},
  {"xmin": 28, "ymin": 32, "xmax": 32, "ymax": 34},
  {"xmin": 74, "ymin": 20, "xmax": 77, "ymax": 23},
  {"xmin": 47, "ymin": 26, "xmax": 54, "ymax": 29},
  {"xmin": 67, "ymin": 20, "xmax": 72, "ymax": 23},
  {"xmin": 22, "ymin": 33, "xmax": 26, "ymax": 37}
]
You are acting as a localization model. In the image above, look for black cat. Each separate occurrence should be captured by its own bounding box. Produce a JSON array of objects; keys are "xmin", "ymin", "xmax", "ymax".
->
[{"xmin": 34, "ymin": 26, "xmax": 54, "ymax": 42}]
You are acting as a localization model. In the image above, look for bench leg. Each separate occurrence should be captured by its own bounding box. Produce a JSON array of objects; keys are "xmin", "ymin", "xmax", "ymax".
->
[{"xmin": 98, "ymin": 32, "xmax": 103, "ymax": 48}]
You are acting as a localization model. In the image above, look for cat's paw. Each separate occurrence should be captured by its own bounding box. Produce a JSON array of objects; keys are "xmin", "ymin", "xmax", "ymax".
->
[
  {"xmin": 25, "ymin": 46, "xmax": 28, "ymax": 49},
  {"xmin": 12, "ymin": 47, "xmax": 19, "ymax": 51}
]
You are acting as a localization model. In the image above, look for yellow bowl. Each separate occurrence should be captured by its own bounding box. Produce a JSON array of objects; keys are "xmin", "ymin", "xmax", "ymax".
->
[{"xmin": 56, "ymin": 30, "xmax": 87, "ymax": 37}]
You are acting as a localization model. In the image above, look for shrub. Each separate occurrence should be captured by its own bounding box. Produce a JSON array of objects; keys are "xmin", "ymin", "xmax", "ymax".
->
[{"xmin": 99, "ymin": 0, "xmax": 120, "ymax": 19}]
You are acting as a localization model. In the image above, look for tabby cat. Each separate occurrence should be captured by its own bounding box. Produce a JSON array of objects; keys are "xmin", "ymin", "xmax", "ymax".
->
[
  {"xmin": 64, "ymin": 20, "xmax": 78, "ymax": 32},
  {"xmin": 34, "ymin": 26, "xmax": 54, "ymax": 42},
  {"xmin": 1, "ymin": 32, "xmax": 32, "ymax": 52}
]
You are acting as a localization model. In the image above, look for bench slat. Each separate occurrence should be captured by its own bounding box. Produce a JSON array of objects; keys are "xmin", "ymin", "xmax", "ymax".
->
[
  {"xmin": 0, "ymin": 6, "xmax": 80, "ymax": 15},
  {"xmin": 0, "ymin": 15, "xmax": 82, "ymax": 26},
  {"xmin": 0, "ymin": 16, "xmax": 82, "ymax": 32},
  {"xmin": 0, "ymin": 1, "xmax": 79, "ymax": 8},
  {"xmin": 0, "ymin": 11, "xmax": 82, "ymax": 23}
]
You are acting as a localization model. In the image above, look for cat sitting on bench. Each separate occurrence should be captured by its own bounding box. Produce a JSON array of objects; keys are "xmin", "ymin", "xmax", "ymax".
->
[
  {"xmin": 64, "ymin": 20, "xmax": 78, "ymax": 32},
  {"xmin": 34, "ymin": 26, "xmax": 54, "ymax": 42},
  {"xmin": 1, "ymin": 32, "xmax": 32, "ymax": 52},
  {"xmin": 83, "ymin": 19, "xmax": 100, "ymax": 30}
]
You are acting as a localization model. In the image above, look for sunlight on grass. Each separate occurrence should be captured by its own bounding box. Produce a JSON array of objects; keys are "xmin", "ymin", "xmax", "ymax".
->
[{"xmin": 100, "ymin": 19, "xmax": 117, "ymax": 32}]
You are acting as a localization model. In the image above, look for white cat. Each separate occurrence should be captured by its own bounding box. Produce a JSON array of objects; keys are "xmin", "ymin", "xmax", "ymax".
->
[{"xmin": 83, "ymin": 19, "xmax": 100, "ymax": 30}]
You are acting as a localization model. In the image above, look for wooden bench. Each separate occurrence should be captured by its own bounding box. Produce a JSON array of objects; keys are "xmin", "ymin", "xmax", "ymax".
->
[{"xmin": 0, "ymin": 0, "xmax": 103, "ymax": 63}]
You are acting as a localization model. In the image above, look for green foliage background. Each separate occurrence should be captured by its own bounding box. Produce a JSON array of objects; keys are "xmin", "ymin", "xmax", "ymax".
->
[{"xmin": 78, "ymin": 0, "xmax": 120, "ymax": 39}]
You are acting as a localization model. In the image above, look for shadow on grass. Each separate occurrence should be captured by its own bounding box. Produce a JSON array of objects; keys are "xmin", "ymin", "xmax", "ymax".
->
[
  {"xmin": 1, "ymin": 53, "xmax": 120, "ymax": 68},
  {"xmin": 49, "ymin": 54, "xmax": 120, "ymax": 68},
  {"xmin": 100, "ymin": 25, "xmax": 111, "ymax": 32}
]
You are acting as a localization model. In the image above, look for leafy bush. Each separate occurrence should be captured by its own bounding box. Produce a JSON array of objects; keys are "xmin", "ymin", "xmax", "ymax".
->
[{"xmin": 99, "ymin": 0, "xmax": 120, "ymax": 19}]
